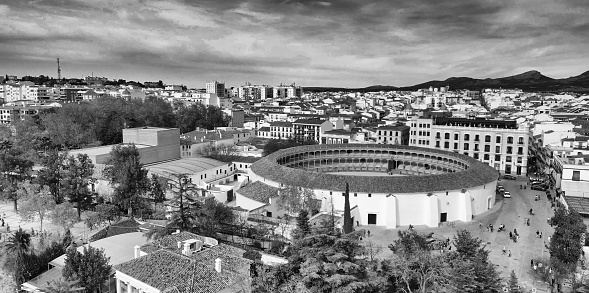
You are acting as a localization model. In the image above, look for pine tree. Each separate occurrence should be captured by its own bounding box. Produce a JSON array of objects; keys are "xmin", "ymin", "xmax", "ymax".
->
[
  {"xmin": 343, "ymin": 182, "xmax": 353, "ymax": 234},
  {"xmin": 508, "ymin": 270, "xmax": 523, "ymax": 293},
  {"xmin": 295, "ymin": 210, "xmax": 310, "ymax": 238}
]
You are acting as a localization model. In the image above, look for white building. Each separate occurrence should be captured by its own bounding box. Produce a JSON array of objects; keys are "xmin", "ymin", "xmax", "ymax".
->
[{"xmin": 206, "ymin": 80, "xmax": 225, "ymax": 98}]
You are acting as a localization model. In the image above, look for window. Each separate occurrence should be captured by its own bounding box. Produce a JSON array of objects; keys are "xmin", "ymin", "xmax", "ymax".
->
[
  {"xmin": 354, "ymin": 193, "xmax": 357, "ymax": 197},
  {"xmin": 330, "ymin": 191, "xmax": 332, "ymax": 195},
  {"xmin": 506, "ymin": 156, "xmax": 512, "ymax": 162},
  {"xmin": 475, "ymin": 134, "xmax": 480, "ymax": 142},
  {"xmin": 484, "ymin": 154, "xmax": 490, "ymax": 160},
  {"xmin": 496, "ymin": 136, "xmax": 501, "ymax": 143},
  {"xmin": 573, "ymin": 171, "xmax": 581, "ymax": 181},
  {"xmin": 495, "ymin": 146, "xmax": 501, "ymax": 153},
  {"xmin": 464, "ymin": 134, "xmax": 470, "ymax": 141},
  {"xmin": 418, "ymin": 131, "xmax": 422, "ymax": 136},
  {"xmin": 445, "ymin": 133, "xmax": 450, "ymax": 139},
  {"xmin": 485, "ymin": 145, "xmax": 490, "ymax": 152},
  {"xmin": 435, "ymin": 141, "xmax": 440, "ymax": 148},
  {"xmin": 507, "ymin": 137, "xmax": 514, "ymax": 144},
  {"xmin": 464, "ymin": 143, "xmax": 469, "ymax": 150},
  {"xmin": 436, "ymin": 132, "xmax": 441, "ymax": 139},
  {"xmin": 454, "ymin": 133, "xmax": 459, "ymax": 140},
  {"xmin": 444, "ymin": 142, "xmax": 449, "ymax": 148},
  {"xmin": 474, "ymin": 144, "xmax": 479, "ymax": 151},
  {"xmin": 495, "ymin": 155, "xmax": 501, "ymax": 161},
  {"xmin": 517, "ymin": 157, "xmax": 522, "ymax": 163},
  {"xmin": 519, "ymin": 137, "xmax": 525, "ymax": 144},
  {"xmin": 474, "ymin": 153, "xmax": 479, "ymax": 159},
  {"xmin": 454, "ymin": 143, "xmax": 458, "ymax": 150},
  {"xmin": 518, "ymin": 147, "xmax": 523, "ymax": 155},
  {"xmin": 507, "ymin": 146, "xmax": 512, "ymax": 154},
  {"xmin": 368, "ymin": 193, "xmax": 372, "ymax": 198},
  {"xmin": 485, "ymin": 135, "xmax": 491, "ymax": 142}
]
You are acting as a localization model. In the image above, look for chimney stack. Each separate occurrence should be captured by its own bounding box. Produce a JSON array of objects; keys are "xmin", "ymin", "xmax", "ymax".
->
[
  {"xmin": 215, "ymin": 258, "xmax": 222, "ymax": 273},
  {"xmin": 134, "ymin": 245, "xmax": 140, "ymax": 259}
]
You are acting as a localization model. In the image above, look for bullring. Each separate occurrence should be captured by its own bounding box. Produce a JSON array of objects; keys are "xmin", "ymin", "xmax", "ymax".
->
[{"xmin": 249, "ymin": 144, "xmax": 499, "ymax": 228}]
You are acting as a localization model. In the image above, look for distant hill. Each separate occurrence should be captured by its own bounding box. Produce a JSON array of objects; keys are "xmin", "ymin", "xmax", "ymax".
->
[{"xmin": 305, "ymin": 70, "xmax": 589, "ymax": 93}]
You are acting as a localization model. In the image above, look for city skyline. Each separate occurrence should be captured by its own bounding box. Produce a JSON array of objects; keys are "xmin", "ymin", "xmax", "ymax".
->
[{"xmin": 0, "ymin": 0, "xmax": 588, "ymax": 88}]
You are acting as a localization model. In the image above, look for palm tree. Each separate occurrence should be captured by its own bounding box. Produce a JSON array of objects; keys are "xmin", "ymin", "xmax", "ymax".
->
[
  {"xmin": 4, "ymin": 227, "xmax": 32, "ymax": 285},
  {"xmin": 43, "ymin": 278, "xmax": 85, "ymax": 293}
]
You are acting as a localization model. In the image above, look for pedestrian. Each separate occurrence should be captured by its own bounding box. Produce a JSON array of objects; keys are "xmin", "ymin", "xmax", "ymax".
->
[
  {"xmin": 540, "ymin": 232, "xmax": 542, "ymax": 238},
  {"xmin": 534, "ymin": 264, "xmax": 537, "ymax": 272},
  {"xmin": 531, "ymin": 259, "xmax": 534, "ymax": 267},
  {"xmin": 508, "ymin": 250, "xmax": 511, "ymax": 257},
  {"xmin": 548, "ymin": 236, "xmax": 551, "ymax": 243},
  {"xmin": 509, "ymin": 231, "xmax": 513, "ymax": 239},
  {"xmin": 536, "ymin": 230, "xmax": 540, "ymax": 238},
  {"xmin": 367, "ymin": 230, "xmax": 371, "ymax": 237},
  {"xmin": 502, "ymin": 246, "xmax": 507, "ymax": 255}
]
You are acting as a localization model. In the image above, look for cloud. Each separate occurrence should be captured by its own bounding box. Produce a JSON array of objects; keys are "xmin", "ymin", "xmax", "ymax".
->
[{"xmin": 0, "ymin": 0, "xmax": 587, "ymax": 87}]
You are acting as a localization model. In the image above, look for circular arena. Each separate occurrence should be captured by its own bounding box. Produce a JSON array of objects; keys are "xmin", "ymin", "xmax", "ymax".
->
[{"xmin": 250, "ymin": 144, "xmax": 499, "ymax": 228}]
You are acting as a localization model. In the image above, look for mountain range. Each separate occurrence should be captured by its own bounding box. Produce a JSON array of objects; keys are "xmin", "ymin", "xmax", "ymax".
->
[{"xmin": 305, "ymin": 70, "xmax": 589, "ymax": 93}]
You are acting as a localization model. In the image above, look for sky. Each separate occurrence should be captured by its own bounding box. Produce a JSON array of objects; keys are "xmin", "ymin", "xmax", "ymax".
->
[{"xmin": 0, "ymin": 0, "xmax": 588, "ymax": 88}]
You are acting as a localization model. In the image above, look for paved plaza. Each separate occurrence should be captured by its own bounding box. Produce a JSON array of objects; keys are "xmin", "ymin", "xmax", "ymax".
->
[{"xmin": 363, "ymin": 176, "xmax": 559, "ymax": 292}]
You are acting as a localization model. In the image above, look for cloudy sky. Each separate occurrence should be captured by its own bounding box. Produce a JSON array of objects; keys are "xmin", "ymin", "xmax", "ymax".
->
[{"xmin": 1, "ymin": 0, "xmax": 588, "ymax": 88}]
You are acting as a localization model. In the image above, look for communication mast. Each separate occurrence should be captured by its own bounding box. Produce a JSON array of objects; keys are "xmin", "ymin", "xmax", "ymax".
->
[{"xmin": 57, "ymin": 57, "xmax": 61, "ymax": 80}]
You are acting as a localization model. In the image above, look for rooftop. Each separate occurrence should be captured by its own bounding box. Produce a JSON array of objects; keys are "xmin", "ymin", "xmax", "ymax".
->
[
  {"xmin": 251, "ymin": 144, "xmax": 498, "ymax": 194},
  {"xmin": 434, "ymin": 117, "xmax": 519, "ymax": 129},
  {"xmin": 146, "ymin": 157, "xmax": 226, "ymax": 176},
  {"xmin": 236, "ymin": 181, "xmax": 280, "ymax": 203},
  {"xmin": 50, "ymin": 232, "xmax": 148, "ymax": 268}
]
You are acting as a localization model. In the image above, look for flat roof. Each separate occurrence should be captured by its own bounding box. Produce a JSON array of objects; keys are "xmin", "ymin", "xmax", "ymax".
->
[
  {"xmin": 146, "ymin": 157, "xmax": 226, "ymax": 176},
  {"xmin": 69, "ymin": 143, "xmax": 152, "ymax": 158},
  {"xmin": 565, "ymin": 196, "xmax": 589, "ymax": 216},
  {"xmin": 49, "ymin": 232, "xmax": 147, "ymax": 268}
]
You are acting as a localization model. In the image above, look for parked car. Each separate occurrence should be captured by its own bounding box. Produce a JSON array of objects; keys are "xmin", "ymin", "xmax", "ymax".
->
[
  {"xmin": 503, "ymin": 191, "xmax": 511, "ymax": 198},
  {"xmin": 531, "ymin": 185, "xmax": 548, "ymax": 191},
  {"xmin": 503, "ymin": 175, "xmax": 517, "ymax": 180}
]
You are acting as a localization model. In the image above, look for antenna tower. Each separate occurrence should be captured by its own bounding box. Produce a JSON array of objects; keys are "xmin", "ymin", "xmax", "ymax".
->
[{"xmin": 57, "ymin": 57, "xmax": 61, "ymax": 80}]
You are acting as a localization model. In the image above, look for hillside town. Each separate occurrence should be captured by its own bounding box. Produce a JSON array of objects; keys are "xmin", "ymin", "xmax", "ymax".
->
[{"xmin": 0, "ymin": 73, "xmax": 589, "ymax": 293}]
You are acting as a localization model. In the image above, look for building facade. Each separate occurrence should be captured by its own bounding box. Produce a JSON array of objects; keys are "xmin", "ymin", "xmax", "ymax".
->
[
  {"xmin": 410, "ymin": 117, "xmax": 529, "ymax": 175},
  {"xmin": 206, "ymin": 81, "xmax": 225, "ymax": 98},
  {"xmin": 376, "ymin": 125, "xmax": 410, "ymax": 145},
  {"xmin": 292, "ymin": 119, "xmax": 332, "ymax": 143}
]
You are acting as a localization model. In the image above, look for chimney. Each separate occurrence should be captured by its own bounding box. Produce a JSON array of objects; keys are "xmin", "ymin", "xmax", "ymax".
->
[
  {"xmin": 134, "ymin": 245, "xmax": 140, "ymax": 259},
  {"xmin": 215, "ymin": 258, "xmax": 222, "ymax": 273},
  {"xmin": 177, "ymin": 241, "xmax": 182, "ymax": 249}
]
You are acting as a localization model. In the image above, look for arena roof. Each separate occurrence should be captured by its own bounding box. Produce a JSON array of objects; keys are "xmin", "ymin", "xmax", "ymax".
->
[
  {"xmin": 146, "ymin": 157, "xmax": 226, "ymax": 176},
  {"xmin": 251, "ymin": 144, "xmax": 498, "ymax": 194}
]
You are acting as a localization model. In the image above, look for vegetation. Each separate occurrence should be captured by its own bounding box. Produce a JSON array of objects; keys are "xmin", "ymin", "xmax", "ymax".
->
[
  {"xmin": 549, "ymin": 206, "xmax": 587, "ymax": 282},
  {"xmin": 262, "ymin": 138, "xmax": 316, "ymax": 156},
  {"xmin": 17, "ymin": 181, "xmax": 56, "ymax": 232},
  {"xmin": 197, "ymin": 143, "xmax": 239, "ymax": 162},
  {"xmin": 62, "ymin": 245, "xmax": 112, "ymax": 293},
  {"xmin": 103, "ymin": 144, "xmax": 149, "ymax": 216}
]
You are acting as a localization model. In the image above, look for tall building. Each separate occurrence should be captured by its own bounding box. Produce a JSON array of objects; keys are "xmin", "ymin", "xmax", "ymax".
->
[
  {"xmin": 206, "ymin": 81, "xmax": 225, "ymax": 98},
  {"xmin": 237, "ymin": 83, "xmax": 272, "ymax": 100},
  {"xmin": 273, "ymin": 83, "xmax": 303, "ymax": 99},
  {"xmin": 409, "ymin": 116, "xmax": 529, "ymax": 175}
]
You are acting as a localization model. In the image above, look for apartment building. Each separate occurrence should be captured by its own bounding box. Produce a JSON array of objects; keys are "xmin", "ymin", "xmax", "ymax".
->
[
  {"xmin": 410, "ymin": 116, "xmax": 529, "ymax": 175},
  {"xmin": 270, "ymin": 121, "xmax": 293, "ymax": 139},
  {"xmin": 1, "ymin": 83, "xmax": 39, "ymax": 102},
  {"xmin": 292, "ymin": 118, "xmax": 332, "ymax": 143},
  {"xmin": 238, "ymin": 83, "xmax": 272, "ymax": 100},
  {"xmin": 206, "ymin": 81, "xmax": 225, "ymax": 98},
  {"xmin": 0, "ymin": 104, "xmax": 57, "ymax": 124},
  {"xmin": 376, "ymin": 124, "xmax": 410, "ymax": 145},
  {"xmin": 552, "ymin": 154, "xmax": 589, "ymax": 198},
  {"xmin": 273, "ymin": 83, "xmax": 303, "ymax": 99}
]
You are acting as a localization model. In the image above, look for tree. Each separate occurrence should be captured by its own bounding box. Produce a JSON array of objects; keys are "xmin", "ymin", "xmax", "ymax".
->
[
  {"xmin": 195, "ymin": 197, "xmax": 236, "ymax": 237},
  {"xmin": 61, "ymin": 154, "xmax": 95, "ymax": 218},
  {"xmin": 166, "ymin": 173, "xmax": 199, "ymax": 230},
  {"xmin": 0, "ymin": 150, "xmax": 34, "ymax": 211},
  {"xmin": 103, "ymin": 144, "xmax": 149, "ymax": 216},
  {"xmin": 445, "ymin": 230, "xmax": 501, "ymax": 293},
  {"xmin": 197, "ymin": 143, "xmax": 238, "ymax": 162},
  {"xmin": 148, "ymin": 173, "xmax": 167, "ymax": 210},
  {"xmin": 294, "ymin": 210, "xmax": 311, "ymax": 239},
  {"xmin": 17, "ymin": 181, "xmax": 56, "ymax": 232},
  {"xmin": 549, "ymin": 206, "xmax": 587, "ymax": 279},
  {"xmin": 4, "ymin": 228, "xmax": 32, "ymax": 285},
  {"xmin": 37, "ymin": 150, "xmax": 68, "ymax": 203},
  {"xmin": 343, "ymin": 182, "xmax": 353, "ymax": 234},
  {"xmin": 507, "ymin": 271, "xmax": 523, "ymax": 293},
  {"xmin": 62, "ymin": 246, "xmax": 112, "ymax": 293},
  {"xmin": 43, "ymin": 278, "xmax": 85, "ymax": 293},
  {"xmin": 385, "ymin": 230, "xmax": 449, "ymax": 293},
  {"xmin": 50, "ymin": 203, "xmax": 79, "ymax": 233},
  {"xmin": 176, "ymin": 103, "xmax": 229, "ymax": 133},
  {"xmin": 94, "ymin": 203, "xmax": 121, "ymax": 226}
]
